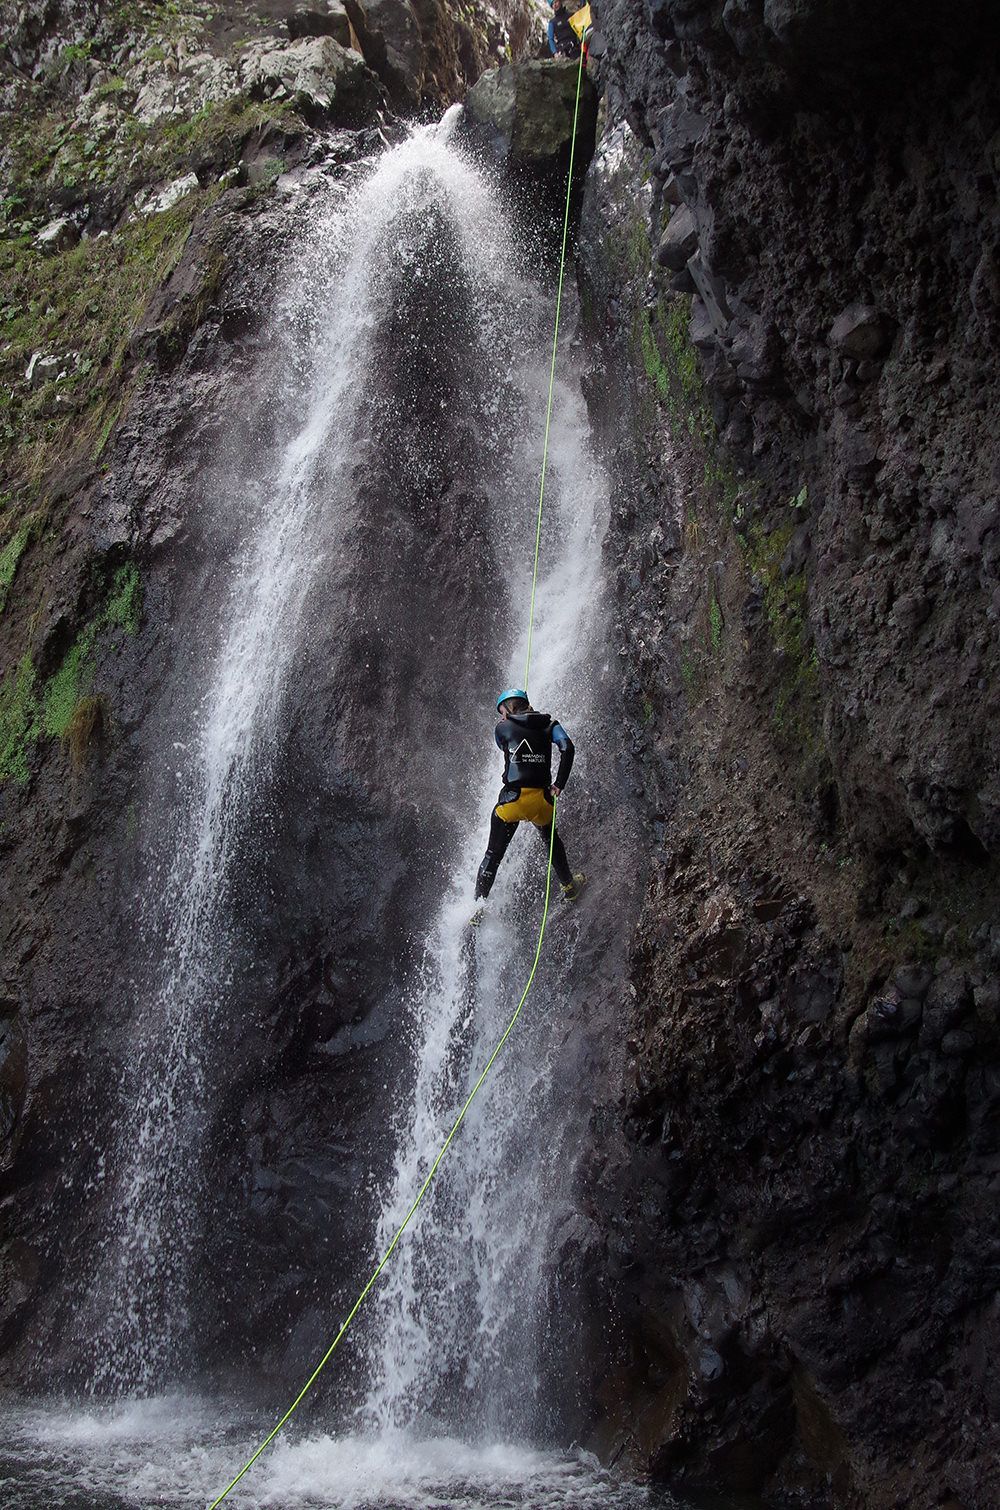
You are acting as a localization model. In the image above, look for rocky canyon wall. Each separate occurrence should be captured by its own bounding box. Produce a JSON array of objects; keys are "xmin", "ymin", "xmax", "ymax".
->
[{"xmin": 576, "ymin": 3, "xmax": 1000, "ymax": 1507}]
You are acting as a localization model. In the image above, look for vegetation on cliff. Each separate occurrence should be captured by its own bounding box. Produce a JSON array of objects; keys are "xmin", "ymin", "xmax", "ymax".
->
[{"xmin": 0, "ymin": 3, "xmax": 330, "ymax": 787}]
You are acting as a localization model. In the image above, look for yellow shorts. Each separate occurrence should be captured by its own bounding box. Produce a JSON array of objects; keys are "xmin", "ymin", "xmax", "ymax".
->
[{"xmin": 495, "ymin": 787, "xmax": 554, "ymax": 826}]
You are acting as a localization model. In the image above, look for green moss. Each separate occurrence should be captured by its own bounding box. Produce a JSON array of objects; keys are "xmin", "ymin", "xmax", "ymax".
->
[
  {"xmin": 745, "ymin": 521, "xmax": 821, "ymax": 748},
  {"xmin": 0, "ymin": 512, "xmax": 41, "ymax": 613},
  {"xmin": 150, "ymin": 96, "xmax": 296, "ymax": 174},
  {"xmin": 709, "ymin": 593, "xmax": 723, "ymax": 654},
  {"xmin": 104, "ymin": 562, "xmax": 142, "ymax": 635},
  {"xmin": 94, "ymin": 76, "xmax": 129, "ymax": 98},
  {"xmin": 883, "ymin": 917, "xmax": 940, "ymax": 964},
  {"xmin": 43, "ymin": 631, "xmax": 95, "ymax": 737},
  {"xmin": 662, "ymin": 296, "xmax": 702, "ymax": 408},
  {"xmin": 92, "ymin": 395, "xmax": 124, "ymax": 461},
  {"xmin": 636, "ymin": 296, "xmax": 717, "ymax": 451},
  {"xmin": 0, "ymin": 558, "xmax": 142, "ymax": 784},
  {"xmin": 747, "ymin": 523, "xmax": 803, "ymax": 653},
  {"xmin": 58, "ymin": 41, "xmax": 94, "ymax": 66},
  {"xmin": 0, "ymin": 654, "xmax": 41, "ymax": 785},
  {"xmin": 42, "ymin": 561, "xmax": 143, "ymax": 736},
  {"xmin": 626, "ymin": 218, "xmax": 652, "ymax": 279},
  {"xmin": 0, "ymin": 33, "xmax": 298, "ymax": 484},
  {"xmin": 640, "ymin": 307, "xmax": 671, "ymax": 403},
  {"xmin": 0, "ymin": 193, "xmax": 206, "ymax": 481},
  {"xmin": 703, "ymin": 454, "xmax": 753, "ymax": 523}
]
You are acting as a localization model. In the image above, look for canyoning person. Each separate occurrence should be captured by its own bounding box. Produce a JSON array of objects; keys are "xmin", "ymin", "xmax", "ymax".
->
[
  {"xmin": 547, "ymin": 0, "xmax": 582, "ymax": 59},
  {"xmin": 473, "ymin": 689, "xmax": 585, "ymax": 911}
]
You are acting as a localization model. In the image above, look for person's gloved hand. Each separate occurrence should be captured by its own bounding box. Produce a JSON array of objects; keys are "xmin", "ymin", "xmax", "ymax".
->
[{"xmin": 549, "ymin": 785, "xmax": 561, "ymax": 798}]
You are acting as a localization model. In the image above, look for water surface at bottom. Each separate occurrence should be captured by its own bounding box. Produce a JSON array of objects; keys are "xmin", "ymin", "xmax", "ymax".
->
[{"xmin": 0, "ymin": 1395, "xmax": 682, "ymax": 1510}]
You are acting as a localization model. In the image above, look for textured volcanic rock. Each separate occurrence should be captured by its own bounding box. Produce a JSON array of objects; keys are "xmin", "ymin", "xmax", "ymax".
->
[
  {"xmin": 239, "ymin": 34, "xmax": 384, "ymax": 120},
  {"xmin": 573, "ymin": 2, "xmax": 1000, "ymax": 1508},
  {"xmin": 340, "ymin": 0, "xmax": 541, "ymax": 110},
  {"xmin": 462, "ymin": 57, "xmax": 599, "ymax": 182}
]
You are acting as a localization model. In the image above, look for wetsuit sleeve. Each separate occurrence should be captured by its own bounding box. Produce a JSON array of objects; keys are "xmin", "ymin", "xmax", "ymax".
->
[
  {"xmin": 547, "ymin": 18, "xmax": 557, "ymax": 53},
  {"xmin": 495, "ymin": 722, "xmax": 511, "ymax": 785},
  {"xmin": 551, "ymin": 722, "xmax": 575, "ymax": 790}
]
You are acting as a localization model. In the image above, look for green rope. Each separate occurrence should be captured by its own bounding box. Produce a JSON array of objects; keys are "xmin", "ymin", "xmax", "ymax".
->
[
  {"xmin": 523, "ymin": 47, "xmax": 587, "ymax": 694},
  {"xmin": 208, "ymin": 817, "xmax": 559, "ymax": 1509},
  {"xmin": 207, "ymin": 46, "xmax": 587, "ymax": 1510}
]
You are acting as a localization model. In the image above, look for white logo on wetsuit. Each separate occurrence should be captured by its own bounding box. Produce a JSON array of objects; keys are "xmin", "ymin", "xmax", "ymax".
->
[{"xmin": 513, "ymin": 738, "xmax": 545, "ymax": 764}]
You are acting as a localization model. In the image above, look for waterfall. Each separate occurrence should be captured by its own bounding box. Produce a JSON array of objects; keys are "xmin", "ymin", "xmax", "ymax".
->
[{"xmin": 85, "ymin": 120, "xmax": 533, "ymax": 1395}]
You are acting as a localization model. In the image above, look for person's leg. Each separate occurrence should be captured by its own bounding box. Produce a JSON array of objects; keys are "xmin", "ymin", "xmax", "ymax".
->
[
  {"xmin": 535, "ymin": 820, "xmax": 574, "ymax": 888},
  {"xmin": 475, "ymin": 808, "xmax": 518, "ymax": 899}
]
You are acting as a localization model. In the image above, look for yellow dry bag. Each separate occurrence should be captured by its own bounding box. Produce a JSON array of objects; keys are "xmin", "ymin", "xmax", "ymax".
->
[{"xmin": 569, "ymin": 3, "xmax": 592, "ymax": 40}]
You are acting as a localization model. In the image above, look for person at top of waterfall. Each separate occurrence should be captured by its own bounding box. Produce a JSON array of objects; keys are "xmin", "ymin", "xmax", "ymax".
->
[
  {"xmin": 473, "ymin": 690, "xmax": 585, "ymax": 906},
  {"xmin": 547, "ymin": 0, "xmax": 582, "ymax": 59}
]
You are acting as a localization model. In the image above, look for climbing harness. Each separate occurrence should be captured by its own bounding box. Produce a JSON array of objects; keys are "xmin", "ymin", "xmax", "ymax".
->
[{"xmin": 207, "ymin": 47, "xmax": 587, "ymax": 1510}]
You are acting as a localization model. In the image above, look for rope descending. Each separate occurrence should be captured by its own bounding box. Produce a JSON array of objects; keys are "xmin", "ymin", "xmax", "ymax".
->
[{"xmin": 207, "ymin": 48, "xmax": 588, "ymax": 1510}]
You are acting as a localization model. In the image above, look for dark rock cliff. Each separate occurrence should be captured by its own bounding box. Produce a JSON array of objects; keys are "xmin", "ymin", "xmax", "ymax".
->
[{"xmin": 576, "ymin": 3, "xmax": 1000, "ymax": 1507}]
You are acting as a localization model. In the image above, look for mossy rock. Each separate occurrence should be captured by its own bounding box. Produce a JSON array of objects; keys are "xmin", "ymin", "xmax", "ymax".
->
[{"xmin": 463, "ymin": 58, "xmax": 598, "ymax": 179}]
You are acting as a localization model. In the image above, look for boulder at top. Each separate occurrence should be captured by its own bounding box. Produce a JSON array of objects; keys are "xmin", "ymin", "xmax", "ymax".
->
[
  {"xmin": 240, "ymin": 35, "xmax": 382, "ymax": 122},
  {"xmin": 462, "ymin": 59, "xmax": 599, "ymax": 181}
]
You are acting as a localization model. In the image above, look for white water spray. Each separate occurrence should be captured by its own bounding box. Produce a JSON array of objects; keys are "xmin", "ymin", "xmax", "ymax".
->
[{"xmin": 88, "ymin": 124, "xmax": 531, "ymax": 1393}]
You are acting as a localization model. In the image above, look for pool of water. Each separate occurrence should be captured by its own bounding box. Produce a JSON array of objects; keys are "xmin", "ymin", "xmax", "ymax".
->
[{"xmin": 0, "ymin": 1395, "xmax": 681, "ymax": 1510}]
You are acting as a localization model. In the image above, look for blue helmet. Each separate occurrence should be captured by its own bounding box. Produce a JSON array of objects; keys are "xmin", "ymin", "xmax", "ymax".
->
[{"xmin": 496, "ymin": 687, "xmax": 528, "ymax": 711}]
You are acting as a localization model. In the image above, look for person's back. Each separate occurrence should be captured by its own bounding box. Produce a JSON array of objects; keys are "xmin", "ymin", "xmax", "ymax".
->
[
  {"xmin": 473, "ymin": 689, "xmax": 584, "ymax": 910},
  {"xmin": 547, "ymin": 0, "xmax": 581, "ymax": 57},
  {"xmin": 494, "ymin": 707, "xmax": 566, "ymax": 791}
]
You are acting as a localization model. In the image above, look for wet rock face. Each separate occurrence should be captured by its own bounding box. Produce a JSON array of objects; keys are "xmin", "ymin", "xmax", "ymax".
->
[
  {"xmin": 576, "ymin": 2, "xmax": 1000, "ymax": 1507},
  {"xmin": 462, "ymin": 57, "xmax": 599, "ymax": 183},
  {"xmin": 341, "ymin": 0, "xmax": 543, "ymax": 109},
  {"xmin": 0, "ymin": 1014, "xmax": 27, "ymax": 1171},
  {"xmin": 595, "ymin": 861, "xmax": 1000, "ymax": 1507},
  {"xmin": 588, "ymin": 0, "xmax": 1000, "ymax": 861},
  {"xmin": 0, "ymin": 158, "xmax": 508, "ymax": 1385},
  {"xmin": 288, "ymin": 4, "xmax": 356, "ymax": 47}
]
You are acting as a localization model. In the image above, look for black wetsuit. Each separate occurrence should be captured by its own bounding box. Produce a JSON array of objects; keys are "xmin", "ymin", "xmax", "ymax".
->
[
  {"xmin": 476, "ymin": 711, "xmax": 576, "ymax": 898},
  {"xmin": 548, "ymin": 10, "xmax": 581, "ymax": 57}
]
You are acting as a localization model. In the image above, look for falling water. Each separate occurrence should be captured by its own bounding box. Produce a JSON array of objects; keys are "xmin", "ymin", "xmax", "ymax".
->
[
  {"xmin": 1, "ymin": 120, "xmax": 679, "ymax": 1510},
  {"xmin": 86, "ymin": 119, "xmax": 529, "ymax": 1395},
  {"xmin": 362, "ymin": 349, "xmax": 611, "ymax": 1442}
]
